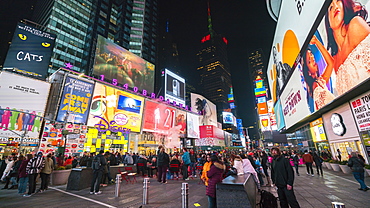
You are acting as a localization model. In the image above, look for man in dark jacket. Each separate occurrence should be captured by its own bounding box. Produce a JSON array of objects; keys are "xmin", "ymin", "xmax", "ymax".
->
[
  {"xmin": 271, "ymin": 147, "xmax": 300, "ymax": 208},
  {"xmin": 348, "ymin": 152, "xmax": 368, "ymax": 191},
  {"xmin": 90, "ymin": 150, "xmax": 107, "ymax": 195},
  {"xmin": 157, "ymin": 146, "xmax": 169, "ymax": 184}
]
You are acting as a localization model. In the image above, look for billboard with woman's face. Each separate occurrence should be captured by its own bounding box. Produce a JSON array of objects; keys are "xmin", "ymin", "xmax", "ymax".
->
[
  {"xmin": 190, "ymin": 93, "xmax": 217, "ymax": 127},
  {"xmin": 301, "ymin": 0, "xmax": 370, "ymax": 113}
]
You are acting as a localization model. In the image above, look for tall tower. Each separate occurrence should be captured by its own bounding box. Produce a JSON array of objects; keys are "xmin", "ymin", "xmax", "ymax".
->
[
  {"xmin": 31, "ymin": 0, "xmax": 157, "ymax": 75},
  {"xmin": 196, "ymin": 2, "xmax": 232, "ymax": 122}
]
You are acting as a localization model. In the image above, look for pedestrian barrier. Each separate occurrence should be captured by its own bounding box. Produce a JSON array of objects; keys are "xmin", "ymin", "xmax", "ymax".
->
[
  {"xmin": 143, "ymin": 178, "xmax": 150, "ymax": 205},
  {"xmin": 115, "ymin": 174, "xmax": 121, "ymax": 197},
  {"xmin": 181, "ymin": 183, "xmax": 189, "ymax": 208},
  {"xmin": 331, "ymin": 202, "xmax": 345, "ymax": 208}
]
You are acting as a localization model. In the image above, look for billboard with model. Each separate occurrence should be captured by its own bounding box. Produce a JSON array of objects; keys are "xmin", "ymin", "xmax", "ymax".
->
[{"xmin": 190, "ymin": 93, "xmax": 218, "ymax": 127}]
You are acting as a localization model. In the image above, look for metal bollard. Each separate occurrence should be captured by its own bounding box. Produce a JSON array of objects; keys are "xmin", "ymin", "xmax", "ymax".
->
[
  {"xmin": 143, "ymin": 178, "xmax": 150, "ymax": 204},
  {"xmin": 115, "ymin": 174, "xmax": 121, "ymax": 197},
  {"xmin": 181, "ymin": 183, "xmax": 189, "ymax": 208},
  {"xmin": 332, "ymin": 202, "xmax": 345, "ymax": 208}
]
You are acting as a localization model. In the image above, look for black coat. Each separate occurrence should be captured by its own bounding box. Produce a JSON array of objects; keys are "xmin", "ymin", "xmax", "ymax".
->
[
  {"xmin": 157, "ymin": 152, "xmax": 169, "ymax": 167},
  {"xmin": 271, "ymin": 155, "xmax": 294, "ymax": 187}
]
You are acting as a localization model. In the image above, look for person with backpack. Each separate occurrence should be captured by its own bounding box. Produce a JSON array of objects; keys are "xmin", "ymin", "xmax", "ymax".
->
[
  {"xmin": 90, "ymin": 150, "xmax": 106, "ymax": 195},
  {"xmin": 348, "ymin": 151, "xmax": 368, "ymax": 191},
  {"xmin": 157, "ymin": 146, "xmax": 170, "ymax": 184},
  {"xmin": 313, "ymin": 152, "xmax": 323, "ymax": 176},
  {"xmin": 271, "ymin": 147, "xmax": 300, "ymax": 208},
  {"xmin": 181, "ymin": 148, "xmax": 191, "ymax": 180}
]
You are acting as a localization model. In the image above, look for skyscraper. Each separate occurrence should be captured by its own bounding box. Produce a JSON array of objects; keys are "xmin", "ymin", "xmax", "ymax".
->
[
  {"xmin": 31, "ymin": 0, "xmax": 157, "ymax": 75},
  {"xmin": 196, "ymin": 2, "xmax": 231, "ymax": 122}
]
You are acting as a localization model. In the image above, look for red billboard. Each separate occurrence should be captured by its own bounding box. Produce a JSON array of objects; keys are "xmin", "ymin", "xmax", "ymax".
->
[
  {"xmin": 199, "ymin": 125, "xmax": 224, "ymax": 140},
  {"xmin": 142, "ymin": 100, "xmax": 177, "ymax": 134}
]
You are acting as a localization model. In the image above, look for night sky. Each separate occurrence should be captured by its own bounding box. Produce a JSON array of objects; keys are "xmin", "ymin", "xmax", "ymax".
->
[{"xmin": 158, "ymin": 0, "xmax": 277, "ymax": 136}]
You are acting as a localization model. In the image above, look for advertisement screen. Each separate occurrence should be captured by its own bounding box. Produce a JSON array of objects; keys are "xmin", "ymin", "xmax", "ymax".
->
[
  {"xmin": 175, "ymin": 109, "xmax": 187, "ymax": 138},
  {"xmin": 87, "ymin": 83, "xmax": 145, "ymax": 133},
  {"xmin": 142, "ymin": 100, "xmax": 177, "ymax": 135},
  {"xmin": 310, "ymin": 118, "xmax": 327, "ymax": 142},
  {"xmin": 56, "ymin": 75, "xmax": 94, "ymax": 124},
  {"xmin": 267, "ymin": 1, "xmax": 327, "ymax": 103},
  {"xmin": 257, "ymin": 102, "xmax": 268, "ymax": 115},
  {"xmin": 3, "ymin": 22, "xmax": 56, "ymax": 79},
  {"xmin": 280, "ymin": 65, "xmax": 311, "ymax": 129},
  {"xmin": 267, "ymin": 100, "xmax": 278, "ymax": 131},
  {"xmin": 301, "ymin": 0, "xmax": 370, "ymax": 113},
  {"xmin": 92, "ymin": 35, "xmax": 155, "ymax": 93},
  {"xmin": 222, "ymin": 112, "xmax": 235, "ymax": 125},
  {"xmin": 164, "ymin": 69, "xmax": 185, "ymax": 106},
  {"xmin": 350, "ymin": 91, "xmax": 370, "ymax": 132},
  {"xmin": 187, "ymin": 112, "xmax": 200, "ymax": 139},
  {"xmin": 0, "ymin": 72, "xmax": 51, "ymax": 138},
  {"xmin": 190, "ymin": 93, "xmax": 217, "ymax": 127},
  {"xmin": 274, "ymin": 99, "xmax": 285, "ymax": 131}
]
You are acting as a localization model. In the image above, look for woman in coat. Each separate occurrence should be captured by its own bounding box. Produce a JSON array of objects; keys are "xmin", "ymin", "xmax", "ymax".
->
[
  {"xmin": 206, "ymin": 155, "xmax": 225, "ymax": 208},
  {"xmin": 201, "ymin": 154, "xmax": 212, "ymax": 186}
]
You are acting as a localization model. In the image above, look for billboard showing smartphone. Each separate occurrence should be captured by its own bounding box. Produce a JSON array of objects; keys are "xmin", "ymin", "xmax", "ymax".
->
[{"xmin": 164, "ymin": 69, "xmax": 185, "ymax": 106}]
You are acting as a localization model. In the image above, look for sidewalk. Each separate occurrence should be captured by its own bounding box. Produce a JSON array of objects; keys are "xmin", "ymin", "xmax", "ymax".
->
[
  {"xmin": 261, "ymin": 166, "xmax": 370, "ymax": 208},
  {"xmin": 1, "ymin": 167, "xmax": 370, "ymax": 208}
]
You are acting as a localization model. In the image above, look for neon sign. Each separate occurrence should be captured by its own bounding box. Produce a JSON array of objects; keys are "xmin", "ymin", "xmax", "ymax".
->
[{"xmin": 93, "ymin": 116, "xmax": 131, "ymax": 134}]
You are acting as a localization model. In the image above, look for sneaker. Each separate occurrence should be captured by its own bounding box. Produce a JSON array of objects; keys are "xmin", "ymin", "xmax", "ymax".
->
[
  {"xmin": 95, "ymin": 191, "xmax": 102, "ymax": 195},
  {"xmin": 38, "ymin": 189, "xmax": 44, "ymax": 193},
  {"xmin": 162, "ymin": 181, "xmax": 167, "ymax": 184},
  {"xmin": 184, "ymin": 178, "xmax": 189, "ymax": 181},
  {"xmin": 89, "ymin": 192, "xmax": 94, "ymax": 195},
  {"xmin": 311, "ymin": 174, "xmax": 314, "ymax": 177},
  {"xmin": 306, "ymin": 172, "xmax": 309, "ymax": 175},
  {"xmin": 23, "ymin": 194, "xmax": 31, "ymax": 197}
]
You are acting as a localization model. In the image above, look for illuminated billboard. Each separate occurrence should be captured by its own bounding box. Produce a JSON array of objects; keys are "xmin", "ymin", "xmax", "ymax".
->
[
  {"xmin": 56, "ymin": 75, "xmax": 94, "ymax": 124},
  {"xmin": 222, "ymin": 112, "xmax": 236, "ymax": 126},
  {"xmin": 267, "ymin": 1, "xmax": 327, "ymax": 103},
  {"xmin": 274, "ymin": 99, "xmax": 285, "ymax": 131},
  {"xmin": 92, "ymin": 35, "xmax": 155, "ymax": 93},
  {"xmin": 187, "ymin": 113, "xmax": 200, "ymax": 139},
  {"xmin": 350, "ymin": 91, "xmax": 370, "ymax": 132},
  {"xmin": 267, "ymin": 100, "xmax": 277, "ymax": 131},
  {"xmin": 309, "ymin": 118, "xmax": 327, "ymax": 143},
  {"xmin": 142, "ymin": 100, "xmax": 178, "ymax": 135},
  {"xmin": 259, "ymin": 115, "xmax": 271, "ymax": 132},
  {"xmin": 175, "ymin": 109, "xmax": 187, "ymax": 138},
  {"xmin": 0, "ymin": 72, "xmax": 51, "ymax": 138},
  {"xmin": 190, "ymin": 93, "xmax": 218, "ymax": 127},
  {"xmin": 257, "ymin": 102, "xmax": 268, "ymax": 115},
  {"xmin": 3, "ymin": 22, "xmax": 56, "ymax": 79},
  {"xmin": 164, "ymin": 69, "xmax": 185, "ymax": 106},
  {"xmin": 301, "ymin": 0, "xmax": 370, "ymax": 113},
  {"xmin": 87, "ymin": 83, "xmax": 145, "ymax": 133}
]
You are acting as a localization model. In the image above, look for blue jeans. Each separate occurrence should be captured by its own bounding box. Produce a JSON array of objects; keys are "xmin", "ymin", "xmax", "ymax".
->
[
  {"xmin": 208, "ymin": 195, "xmax": 217, "ymax": 208},
  {"xmin": 353, "ymin": 171, "xmax": 367, "ymax": 189},
  {"xmin": 18, "ymin": 177, "xmax": 28, "ymax": 194}
]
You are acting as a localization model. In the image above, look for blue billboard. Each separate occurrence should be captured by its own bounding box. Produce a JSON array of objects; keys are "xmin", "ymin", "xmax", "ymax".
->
[
  {"xmin": 56, "ymin": 75, "xmax": 94, "ymax": 124},
  {"xmin": 3, "ymin": 22, "xmax": 56, "ymax": 79}
]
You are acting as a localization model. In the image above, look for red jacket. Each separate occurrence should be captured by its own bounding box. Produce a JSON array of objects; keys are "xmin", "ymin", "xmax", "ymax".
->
[{"xmin": 302, "ymin": 153, "xmax": 313, "ymax": 163}]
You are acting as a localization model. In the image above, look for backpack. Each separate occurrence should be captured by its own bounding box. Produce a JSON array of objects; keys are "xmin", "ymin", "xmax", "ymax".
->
[
  {"xmin": 92, "ymin": 156, "xmax": 101, "ymax": 170},
  {"xmin": 258, "ymin": 190, "xmax": 278, "ymax": 208}
]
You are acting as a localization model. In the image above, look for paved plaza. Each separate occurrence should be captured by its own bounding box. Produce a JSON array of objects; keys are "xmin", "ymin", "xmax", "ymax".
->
[{"xmin": 1, "ymin": 166, "xmax": 370, "ymax": 208}]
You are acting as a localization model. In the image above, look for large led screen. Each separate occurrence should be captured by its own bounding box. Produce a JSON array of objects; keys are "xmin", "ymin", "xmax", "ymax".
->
[
  {"xmin": 0, "ymin": 72, "xmax": 51, "ymax": 138},
  {"xmin": 56, "ymin": 75, "xmax": 94, "ymax": 124},
  {"xmin": 222, "ymin": 112, "xmax": 236, "ymax": 126},
  {"xmin": 274, "ymin": 100, "xmax": 285, "ymax": 131},
  {"xmin": 190, "ymin": 93, "xmax": 217, "ymax": 127},
  {"xmin": 267, "ymin": 0, "xmax": 327, "ymax": 103},
  {"xmin": 187, "ymin": 112, "xmax": 200, "ymax": 139},
  {"xmin": 301, "ymin": 0, "xmax": 370, "ymax": 113},
  {"xmin": 350, "ymin": 91, "xmax": 370, "ymax": 132},
  {"xmin": 93, "ymin": 35, "xmax": 155, "ymax": 93},
  {"xmin": 175, "ymin": 109, "xmax": 187, "ymax": 138},
  {"xmin": 3, "ymin": 22, "xmax": 56, "ymax": 79},
  {"xmin": 87, "ymin": 83, "xmax": 144, "ymax": 133},
  {"xmin": 142, "ymin": 100, "xmax": 178, "ymax": 135},
  {"xmin": 165, "ymin": 69, "xmax": 185, "ymax": 106}
]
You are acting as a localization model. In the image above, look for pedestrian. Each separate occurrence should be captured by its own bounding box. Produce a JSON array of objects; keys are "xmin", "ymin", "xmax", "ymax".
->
[
  {"xmin": 261, "ymin": 151, "xmax": 272, "ymax": 186},
  {"xmin": 169, "ymin": 156, "xmax": 180, "ymax": 179},
  {"xmin": 0, "ymin": 156, "xmax": 7, "ymax": 178},
  {"xmin": 201, "ymin": 154, "xmax": 212, "ymax": 185},
  {"xmin": 1, "ymin": 154, "xmax": 14, "ymax": 182},
  {"xmin": 271, "ymin": 147, "xmax": 300, "ymax": 208},
  {"xmin": 123, "ymin": 152, "xmax": 133, "ymax": 165},
  {"xmin": 2, "ymin": 155, "xmax": 21, "ymax": 190},
  {"xmin": 348, "ymin": 152, "xmax": 368, "ymax": 191},
  {"xmin": 39, "ymin": 153, "xmax": 54, "ymax": 192},
  {"xmin": 337, "ymin": 149, "xmax": 342, "ymax": 162},
  {"xmin": 313, "ymin": 152, "xmax": 323, "ymax": 176},
  {"xmin": 90, "ymin": 150, "xmax": 106, "ymax": 195},
  {"xmin": 302, "ymin": 150, "xmax": 314, "ymax": 176},
  {"xmin": 189, "ymin": 149, "xmax": 197, "ymax": 177},
  {"xmin": 206, "ymin": 155, "xmax": 225, "ymax": 208},
  {"xmin": 18, "ymin": 154, "xmax": 32, "ymax": 195},
  {"xmin": 157, "ymin": 146, "xmax": 169, "ymax": 184},
  {"xmin": 181, "ymin": 147, "xmax": 191, "ymax": 180},
  {"xmin": 63, "ymin": 156, "xmax": 73, "ymax": 167},
  {"xmin": 241, "ymin": 154, "xmax": 260, "ymax": 190},
  {"xmin": 291, "ymin": 151, "xmax": 300, "ymax": 176},
  {"xmin": 24, "ymin": 152, "xmax": 45, "ymax": 197},
  {"xmin": 137, "ymin": 155, "xmax": 147, "ymax": 177}
]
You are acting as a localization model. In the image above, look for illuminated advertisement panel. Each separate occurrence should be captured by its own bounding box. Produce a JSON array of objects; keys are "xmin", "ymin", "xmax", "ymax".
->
[
  {"xmin": 280, "ymin": 65, "xmax": 311, "ymax": 129},
  {"xmin": 175, "ymin": 109, "xmax": 187, "ymax": 138},
  {"xmin": 259, "ymin": 115, "xmax": 271, "ymax": 132},
  {"xmin": 142, "ymin": 100, "xmax": 177, "ymax": 134},
  {"xmin": 267, "ymin": 1, "xmax": 327, "ymax": 103},
  {"xmin": 187, "ymin": 112, "xmax": 200, "ymax": 139},
  {"xmin": 301, "ymin": 0, "xmax": 370, "ymax": 113},
  {"xmin": 56, "ymin": 75, "xmax": 94, "ymax": 124},
  {"xmin": 3, "ymin": 23, "xmax": 56, "ymax": 79},
  {"xmin": 257, "ymin": 97, "xmax": 267, "ymax": 104},
  {"xmin": 87, "ymin": 83, "xmax": 145, "ymax": 133},
  {"xmin": 199, "ymin": 125, "xmax": 224, "ymax": 140},
  {"xmin": 164, "ymin": 69, "xmax": 185, "ymax": 106},
  {"xmin": 350, "ymin": 91, "xmax": 370, "ymax": 132},
  {"xmin": 0, "ymin": 72, "xmax": 51, "ymax": 138},
  {"xmin": 92, "ymin": 35, "xmax": 155, "ymax": 93},
  {"xmin": 222, "ymin": 112, "xmax": 235, "ymax": 125},
  {"xmin": 267, "ymin": 100, "xmax": 278, "ymax": 131},
  {"xmin": 190, "ymin": 93, "xmax": 217, "ymax": 127},
  {"xmin": 274, "ymin": 99, "xmax": 285, "ymax": 131},
  {"xmin": 254, "ymin": 87, "xmax": 266, "ymax": 97},
  {"xmin": 309, "ymin": 118, "xmax": 327, "ymax": 142},
  {"xmin": 257, "ymin": 102, "xmax": 268, "ymax": 115}
]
